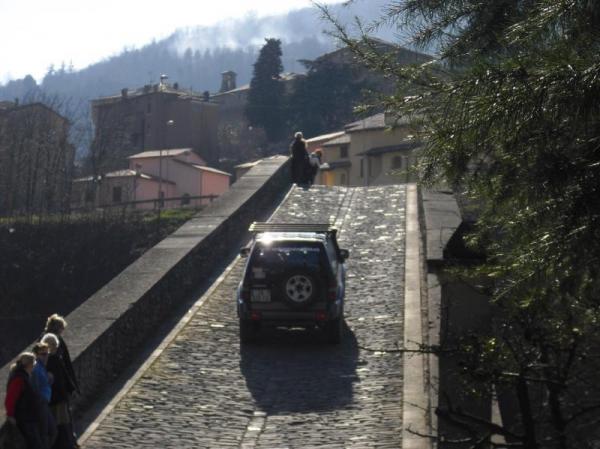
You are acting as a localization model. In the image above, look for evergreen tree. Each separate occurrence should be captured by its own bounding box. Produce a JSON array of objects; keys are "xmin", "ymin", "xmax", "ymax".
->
[
  {"xmin": 245, "ymin": 38, "xmax": 286, "ymax": 142},
  {"xmin": 323, "ymin": 1, "xmax": 600, "ymax": 446},
  {"xmin": 288, "ymin": 59, "xmax": 370, "ymax": 137}
]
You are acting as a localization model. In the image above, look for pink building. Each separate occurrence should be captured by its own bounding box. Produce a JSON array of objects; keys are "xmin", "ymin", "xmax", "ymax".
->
[{"xmin": 73, "ymin": 148, "xmax": 231, "ymax": 210}]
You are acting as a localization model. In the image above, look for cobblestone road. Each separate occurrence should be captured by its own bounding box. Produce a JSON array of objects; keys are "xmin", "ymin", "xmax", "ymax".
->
[{"xmin": 83, "ymin": 185, "xmax": 407, "ymax": 448}]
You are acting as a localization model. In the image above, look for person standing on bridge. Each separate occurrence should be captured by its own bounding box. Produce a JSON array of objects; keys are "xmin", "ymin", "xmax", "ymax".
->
[
  {"xmin": 43, "ymin": 315, "xmax": 79, "ymax": 398},
  {"xmin": 43, "ymin": 315, "xmax": 80, "ymax": 448},
  {"xmin": 43, "ymin": 334, "xmax": 76, "ymax": 449},
  {"xmin": 290, "ymin": 131, "xmax": 309, "ymax": 185},
  {"xmin": 4, "ymin": 351, "xmax": 44, "ymax": 449},
  {"xmin": 307, "ymin": 149, "xmax": 322, "ymax": 186},
  {"xmin": 31, "ymin": 342, "xmax": 57, "ymax": 449}
]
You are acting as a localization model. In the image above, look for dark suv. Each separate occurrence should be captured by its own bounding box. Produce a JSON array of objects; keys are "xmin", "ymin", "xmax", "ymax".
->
[{"xmin": 237, "ymin": 223, "xmax": 349, "ymax": 343}]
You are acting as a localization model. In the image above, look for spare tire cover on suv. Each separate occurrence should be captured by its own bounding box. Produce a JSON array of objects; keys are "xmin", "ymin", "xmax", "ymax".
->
[{"xmin": 281, "ymin": 270, "xmax": 318, "ymax": 308}]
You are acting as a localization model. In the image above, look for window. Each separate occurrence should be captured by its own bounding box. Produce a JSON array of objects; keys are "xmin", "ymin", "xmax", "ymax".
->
[
  {"xmin": 249, "ymin": 242, "xmax": 326, "ymax": 274},
  {"xmin": 112, "ymin": 186, "xmax": 122, "ymax": 203},
  {"xmin": 181, "ymin": 193, "xmax": 191, "ymax": 206},
  {"xmin": 392, "ymin": 156, "xmax": 403, "ymax": 169},
  {"xmin": 340, "ymin": 173, "xmax": 347, "ymax": 185},
  {"xmin": 340, "ymin": 145, "xmax": 349, "ymax": 158}
]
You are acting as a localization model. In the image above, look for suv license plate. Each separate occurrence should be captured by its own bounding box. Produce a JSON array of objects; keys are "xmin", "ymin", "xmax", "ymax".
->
[{"xmin": 251, "ymin": 289, "xmax": 271, "ymax": 302}]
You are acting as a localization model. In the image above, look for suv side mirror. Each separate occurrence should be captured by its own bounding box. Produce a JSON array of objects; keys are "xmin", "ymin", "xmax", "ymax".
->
[
  {"xmin": 339, "ymin": 249, "xmax": 349, "ymax": 261},
  {"xmin": 240, "ymin": 246, "xmax": 251, "ymax": 258}
]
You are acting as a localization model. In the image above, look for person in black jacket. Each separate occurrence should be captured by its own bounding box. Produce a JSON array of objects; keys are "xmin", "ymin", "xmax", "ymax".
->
[
  {"xmin": 290, "ymin": 132, "xmax": 309, "ymax": 185},
  {"xmin": 43, "ymin": 314, "xmax": 80, "ymax": 448},
  {"xmin": 42, "ymin": 334, "xmax": 75, "ymax": 449},
  {"xmin": 4, "ymin": 352, "xmax": 44, "ymax": 449},
  {"xmin": 43, "ymin": 315, "xmax": 79, "ymax": 396}
]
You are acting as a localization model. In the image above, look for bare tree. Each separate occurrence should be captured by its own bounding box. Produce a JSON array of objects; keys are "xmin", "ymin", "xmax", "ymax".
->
[{"xmin": 0, "ymin": 95, "xmax": 76, "ymax": 218}]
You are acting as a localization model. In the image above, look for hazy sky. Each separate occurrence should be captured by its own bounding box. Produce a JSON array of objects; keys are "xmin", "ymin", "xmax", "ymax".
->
[{"xmin": 0, "ymin": 0, "xmax": 343, "ymax": 84}]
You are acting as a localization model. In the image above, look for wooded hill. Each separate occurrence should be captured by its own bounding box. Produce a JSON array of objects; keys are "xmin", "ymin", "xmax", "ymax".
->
[{"xmin": 0, "ymin": 1, "xmax": 400, "ymax": 109}]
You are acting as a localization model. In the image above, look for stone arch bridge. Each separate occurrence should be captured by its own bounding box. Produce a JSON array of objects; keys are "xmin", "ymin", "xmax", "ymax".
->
[{"xmin": 2, "ymin": 156, "xmax": 483, "ymax": 448}]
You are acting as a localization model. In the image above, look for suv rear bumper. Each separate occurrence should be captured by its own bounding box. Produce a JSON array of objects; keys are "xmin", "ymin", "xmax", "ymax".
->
[{"xmin": 237, "ymin": 298, "xmax": 343, "ymax": 326}]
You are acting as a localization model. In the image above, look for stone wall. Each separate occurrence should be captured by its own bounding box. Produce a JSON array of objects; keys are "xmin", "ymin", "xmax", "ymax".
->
[
  {"xmin": 421, "ymin": 189, "xmax": 492, "ymax": 447},
  {"xmin": 0, "ymin": 156, "xmax": 290, "ymax": 417}
]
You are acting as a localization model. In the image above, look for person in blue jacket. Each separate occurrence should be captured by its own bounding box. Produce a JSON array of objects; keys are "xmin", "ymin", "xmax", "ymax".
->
[{"xmin": 31, "ymin": 342, "xmax": 57, "ymax": 449}]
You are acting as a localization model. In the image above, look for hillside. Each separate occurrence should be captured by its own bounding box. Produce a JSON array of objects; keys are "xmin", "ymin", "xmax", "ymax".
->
[{"xmin": 0, "ymin": 1, "xmax": 403, "ymax": 104}]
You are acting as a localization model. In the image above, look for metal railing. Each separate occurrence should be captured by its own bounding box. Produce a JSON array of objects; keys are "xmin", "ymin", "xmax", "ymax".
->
[{"xmin": 71, "ymin": 194, "xmax": 218, "ymax": 213}]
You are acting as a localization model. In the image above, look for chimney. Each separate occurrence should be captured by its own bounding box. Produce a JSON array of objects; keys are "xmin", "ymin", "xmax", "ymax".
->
[
  {"xmin": 121, "ymin": 88, "xmax": 128, "ymax": 98},
  {"xmin": 220, "ymin": 71, "xmax": 237, "ymax": 93},
  {"xmin": 203, "ymin": 91, "xmax": 210, "ymax": 102}
]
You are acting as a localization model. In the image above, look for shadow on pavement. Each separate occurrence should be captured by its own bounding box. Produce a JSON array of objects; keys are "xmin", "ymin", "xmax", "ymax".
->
[{"xmin": 239, "ymin": 323, "xmax": 359, "ymax": 414}]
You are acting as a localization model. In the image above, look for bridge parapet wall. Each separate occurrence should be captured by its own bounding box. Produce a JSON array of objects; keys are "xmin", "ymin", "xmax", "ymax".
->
[
  {"xmin": 0, "ymin": 155, "xmax": 290, "ymax": 417},
  {"xmin": 421, "ymin": 190, "xmax": 492, "ymax": 445}
]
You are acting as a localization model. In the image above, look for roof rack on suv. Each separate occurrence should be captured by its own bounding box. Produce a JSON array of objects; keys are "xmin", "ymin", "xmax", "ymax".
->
[{"xmin": 249, "ymin": 222, "xmax": 336, "ymax": 233}]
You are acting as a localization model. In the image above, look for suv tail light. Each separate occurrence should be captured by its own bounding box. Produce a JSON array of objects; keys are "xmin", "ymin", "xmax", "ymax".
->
[{"xmin": 328, "ymin": 279, "xmax": 337, "ymax": 301}]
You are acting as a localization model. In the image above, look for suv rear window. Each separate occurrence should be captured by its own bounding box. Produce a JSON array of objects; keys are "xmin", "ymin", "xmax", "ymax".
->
[{"xmin": 249, "ymin": 241, "xmax": 325, "ymax": 271}]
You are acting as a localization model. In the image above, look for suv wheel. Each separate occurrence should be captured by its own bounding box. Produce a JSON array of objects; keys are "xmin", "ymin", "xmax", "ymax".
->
[
  {"xmin": 324, "ymin": 317, "xmax": 343, "ymax": 344},
  {"xmin": 282, "ymin": 271, "xmax": 317, "ymax": 308},
  {"xmin": 239, "ymin": 319, "xmax": 257, "ymax": 344}
]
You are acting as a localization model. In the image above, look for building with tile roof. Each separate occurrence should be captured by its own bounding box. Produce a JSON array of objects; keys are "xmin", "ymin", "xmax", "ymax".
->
[
  {"xmin": 72, "ymin": 147, "xmax": 230, "ymax": 210},
  {"xmin": 309, "ymin": 38, "xmax": 433, "ymax": 96},
  {"xmin": 308, "ymin": 111, "xmax": 423, "ymax": 187},
  {"xmin": 90, "ymin": 79, "xmax": 219, "ymax": 173},
  {"xmin": 306, "ymin": 131, "xmax": 346, "ymax": 152}
]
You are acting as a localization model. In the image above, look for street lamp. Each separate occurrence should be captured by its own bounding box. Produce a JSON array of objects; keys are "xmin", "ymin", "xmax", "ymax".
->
[{"xmin": 158, "ymin": 119, "xmax": 175, "ymax": 209}]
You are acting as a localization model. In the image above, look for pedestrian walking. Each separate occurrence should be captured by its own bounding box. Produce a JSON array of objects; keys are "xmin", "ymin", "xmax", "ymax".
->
[
  {"xmin": 4, "ymin": 352, "xmax": 44, "ymax": 449},
  {"xmin": 290, "ymin": 131, "xmax": 309, "ymax": 185},
  {"xmin": 42, "ymin": 334, "xmax": 75, "ymax": 449},
  {"xmin": 31, "ymin": 343, "xmax": 57, "ymax": 449}
]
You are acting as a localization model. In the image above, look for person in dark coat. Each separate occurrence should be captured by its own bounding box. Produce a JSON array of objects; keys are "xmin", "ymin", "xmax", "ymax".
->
[
  {"xmin": 5, "ymin": 352, "xmax": 44, "ymax": 449},
  {"xmin": 290, "ymin": 131, "xmax": 309, "ymax": 185},
  {"xmin": 43, "ymin": 315, "xmax": 79, "ymax": 396},
  {"xmin": 43, "ymin": 315, "xmax": 79, "ymax": 449},
  {"xmin": 42, "ymin": 334, "xmax": 75, "ymax": 449}
]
